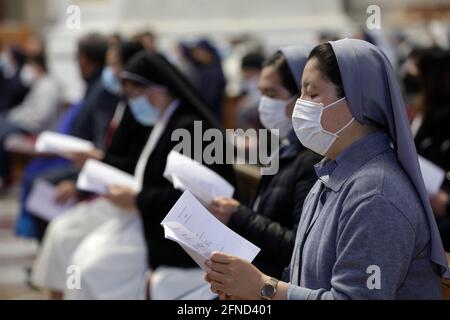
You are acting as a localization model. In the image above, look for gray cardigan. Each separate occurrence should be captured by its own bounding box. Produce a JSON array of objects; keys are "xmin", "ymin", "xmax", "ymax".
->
[{"xmin": 288, "ymin": 132, "xmax": 442, "ymax": 300}]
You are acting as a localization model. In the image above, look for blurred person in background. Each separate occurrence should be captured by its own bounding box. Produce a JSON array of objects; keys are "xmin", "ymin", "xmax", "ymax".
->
[
  {"xmin": 183, "ymin": 38, "xmax": 226, "ymax": 121},
  {"xmin": 353, "ymin": 27, "xmax": 397, "ymax": 66},
  {"xmin": 0, "ymin": 44, "xmax": 29, "ymax": 114},
  {"xmin": 167, "ymin": 41, "xmax": 200, "ymax": 87},
  {"xmin": 316, "ymin": 31, "xmax": 340, "ymax": 44},
  {"xmin": 31, "ymin": 33, "xmax": 119, "ymax": 195},
  {"xmin": 390, "ymin": 29, "xmax": 414, "ymax": 68},
  {"xmin": 235, "ymin": 52, "xmax": 265, "ymax": 130},
  {"xmin": 69, "ymin": 33, "xmax": 118, "ymax": 148},
  {"xmin": 133, "ymin": 30, "xmax": 157, "ymax": 53},
  {"xmin": 412, "ymin": 48, "xmax": 450, "ymax": 251},
  {"xmin": 108, "ymin": 33, "xmax": 123, "ymax": 48},
  {"xmin": 14, "ymin": 33, "xmax": 120, "ymax": 239},
  {"xmin": 221, "ymin": 34, "xmax": 265, "ymax": 101},
  {"xmin": 0, "ymin": 35, "xmax": 66, "ymax": 116},
  {"xmin": 47, "ymin": 40, "xmax": 146, "ymax": 211},
  {"xmin": 32, "ymin": 51, "xmax": 235, "ymax": 300}
]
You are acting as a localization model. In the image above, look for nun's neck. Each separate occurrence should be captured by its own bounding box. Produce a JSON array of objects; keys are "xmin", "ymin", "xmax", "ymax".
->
[{"xmin": 326, "ymin": 122, "xmax": 378, "ymax": 160}]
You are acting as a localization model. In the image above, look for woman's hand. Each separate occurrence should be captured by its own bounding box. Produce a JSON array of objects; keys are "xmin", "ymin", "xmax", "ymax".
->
[
  {"xmin": 65, "ymin": 148, "xmax": 104, "ymax": 169},
  {"xmin": 204, "ymin": 252, "xmax": 269, "ymax": 300},
  {"xmin": 204, "ymin": 274, "xmax": 243, "ymax": 300},
  {"xmin": 430, "ymin": 190, "xmax": 449, "ymax": 218},
  {"xmin": 105, "ymin": 186, "xmax": 137, "ymax": 209},
  {"xmin": 55, "ymin": 180, "xmax": 78, "ymax": 204},
  {"xmin": 209, "ymin": 197, "xmax": 240, "ymax": 225}
]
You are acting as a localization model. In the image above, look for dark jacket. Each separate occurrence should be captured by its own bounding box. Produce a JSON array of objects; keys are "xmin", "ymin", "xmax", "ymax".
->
[
  {"xmin": 134, "ymin": 102, "xmax": 236, "ymax": 269},
  {"xmin": 71, "ymin": 80, "xmax": 120, "ymax": 149},
  {"xmin": 228, "ymin": 131, "xmax": 321, "ymax": 278},
  {"xmin": 415, "ymin": 107, "xmax": 450, "ymax": 251}
]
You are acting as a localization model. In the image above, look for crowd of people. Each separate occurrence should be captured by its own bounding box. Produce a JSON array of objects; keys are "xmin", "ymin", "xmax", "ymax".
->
[{"xmin": 1, "ymin": 25, "xmax": 450, "ymax": 300}]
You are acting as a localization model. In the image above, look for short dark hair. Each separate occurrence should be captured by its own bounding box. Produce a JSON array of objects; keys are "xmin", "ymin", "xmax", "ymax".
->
[
  {"xmin": 78, "ymin": 33, "xmax": 108, "ymax": 68},
  {"xmin": 263, "ymin": 51, "xmax": 298, "ymax": 95},
  {"xmin": 308, "ymin": 43, "xmax": 345, "ymax": 98}
]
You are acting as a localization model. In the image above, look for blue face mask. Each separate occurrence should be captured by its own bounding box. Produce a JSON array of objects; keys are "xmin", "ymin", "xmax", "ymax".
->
[
  {"xmin": 129, "ymin": 95, "xmax": 160, "ymax": 126},
  {"xmin": 101, "ymin": 67, "xmax": 122, "ymax": 95}
]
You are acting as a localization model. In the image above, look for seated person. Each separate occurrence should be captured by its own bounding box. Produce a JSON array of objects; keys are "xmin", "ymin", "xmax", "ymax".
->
[
  {"xmin": 31, "ymin": 51, "xmax": 236, "ymax": 300},
  {"xmin": 210, "ymin": 46, "xmax": 321, "ymax": 280},
  {"xmin": 14, "ymin": 34, "xmax": 125, "ymax": 240},
  {"xmin": 0, "ymin": 53, "xmax": 62, "ymax": 188},
  {"xmin": 205, "ymin": 40, "xmax": 446, "ymax": 300}
]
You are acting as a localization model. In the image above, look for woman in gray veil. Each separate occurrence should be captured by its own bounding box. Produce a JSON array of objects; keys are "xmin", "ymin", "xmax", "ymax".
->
[{"xmin": 204, "ymin": 39, "xmax": 448, "ymax": 300}]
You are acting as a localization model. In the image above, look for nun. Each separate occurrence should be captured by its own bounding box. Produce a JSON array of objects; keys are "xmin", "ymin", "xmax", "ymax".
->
[
  {"xmin": 205, "ymin": 39, "xmax": 448, "ymax": 300},
  {"xmin": 209, "ymin": 46, "xmax": 321, "ymax": 280},
  {"xmin": 32, "ymin": 51, "xmax": 235, "ymax": 300}
]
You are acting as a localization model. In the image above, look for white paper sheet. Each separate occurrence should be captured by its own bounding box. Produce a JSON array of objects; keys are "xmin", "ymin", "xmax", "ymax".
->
[
  {"xmin": 418, "ymin": 156, "xmax": 446, "ymax": 195},
  {"xmin": 35, "ymin": 131, "xmax": 94, "ymax": 155},
  {"xmin": 26, "ymin": 180, "xmax": 76, "ymax": 221},
  {"xmin": 77, "ymin": 159, "xmax": 141, "ymax": 195},
  {"xmin": 163, "ymin": 150, "xmax": 235, "ymax": 205},
  {"xmin": 161, "ymin": 191, "xmax": 260, "ymax": 271}
]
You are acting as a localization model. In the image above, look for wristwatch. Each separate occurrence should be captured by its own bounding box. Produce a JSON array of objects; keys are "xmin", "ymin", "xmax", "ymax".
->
[{"xmin": 260, "ymin": 277, "xmax": 279, "ymax": 300}]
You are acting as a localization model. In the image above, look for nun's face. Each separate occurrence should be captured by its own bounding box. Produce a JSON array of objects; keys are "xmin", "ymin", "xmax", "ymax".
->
[{"xmin": 300, "ymin": 58, "xmax": 353, "ymax": 134}]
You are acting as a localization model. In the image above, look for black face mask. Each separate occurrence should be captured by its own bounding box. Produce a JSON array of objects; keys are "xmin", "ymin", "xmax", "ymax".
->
[{"xmin": 403, "ymin": 73, "xmax": 421, "ymax": 94}]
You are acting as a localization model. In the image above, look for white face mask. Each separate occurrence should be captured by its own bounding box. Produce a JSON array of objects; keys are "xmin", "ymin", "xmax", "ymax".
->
[
  {"xmin": 292, "ymin": 97, "xmax": 354, "ymax": 156},
  {"xmin": 20, "ymin": 64, "xmax": 39, "ymax": 86},
  {"xmin": 258, "ymin": 96, "xmax": 295, "ymax": 138}
]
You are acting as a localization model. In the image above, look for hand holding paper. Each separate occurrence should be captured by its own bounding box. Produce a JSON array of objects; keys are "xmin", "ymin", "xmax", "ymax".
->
[
  {"xmin": 77, "ymin": 159, "xmax": 141, "ymax": 195},
  {"xmin": 26, "ymin": 180, "xmax": 76, "ymax": 221},
  {"xmin": 161, "ymin": 191, "xmax": 260, "ymax": 272},
  {"xmin": 163, "ymin": 150, "xmax": 235, "ymax": 205}
]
